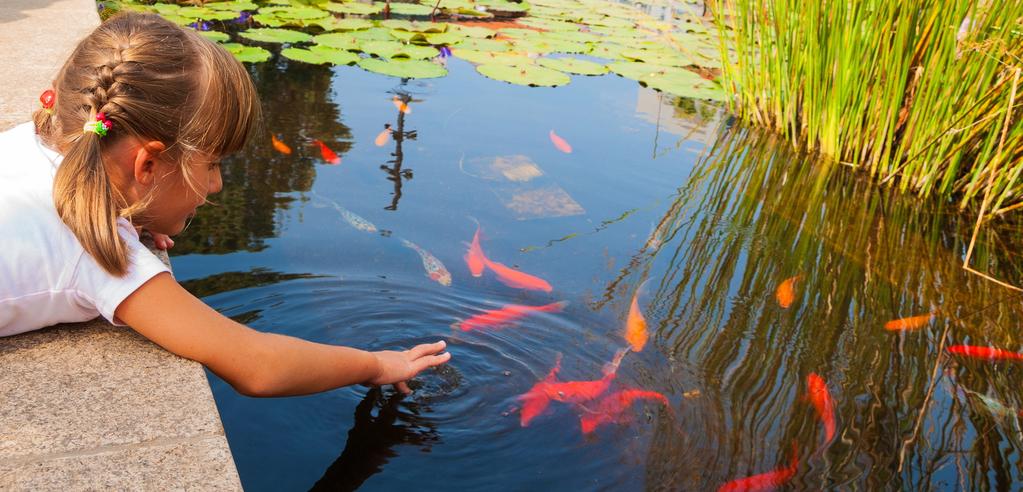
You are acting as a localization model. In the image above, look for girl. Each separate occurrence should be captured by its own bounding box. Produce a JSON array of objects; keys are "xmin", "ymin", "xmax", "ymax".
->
[{"xmin": 0, "ymin": 12, "xmax": 450, "ymax": 396}]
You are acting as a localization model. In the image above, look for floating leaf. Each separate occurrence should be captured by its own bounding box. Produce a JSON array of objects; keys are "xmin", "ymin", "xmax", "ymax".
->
[
  {"xmin": 640, "ymin": 70, "xmax": 725, "ymax": 100},
  {"xmin": 314, "ymin": 32, "xmax": 363, "ymax": 50},
  {"xmin": 361, "ymin": 41, "xmax": 439, "ymax": 59},
  {"xmin": 258, "ymin": 5, "xmax": 328, "ymax": 20},
  {"xmin": 198, "ymin": 30, "xmax": 231, "ymax": 43},
  {"xmin": 607, "ymin": 61, "xmax": 681, "ymax": 80},
  {"xmin": 544, "ymin": 30, "xmax": 602, "ymax": 43},
  {"xmin": 324, "ymin": 1, "xmax": 383, "ymax": 15},
  {"xmin": 478, "ymin": 0, "xmax": 530, "ymax": 13},
  {"xmin": 497, "ymin": 28, "xmax": 542, "ymax": 39},
  {"xmin": 454, "ymin": 48, "xmax": 534, "ymax": 65},
  {"xmin": 444, "ymin": 7, "xmax": 494, "ymax": 18},
  {"xmin": 587, "ymin": 42, "xmax": 630, "ymax": 60},
  {"xmin": 223, "ymin": 43, "xmax": 272, "ymax": 62},
  {"xmin": 447, "ymin": 24, "xmax": 497, "ymax": 38},
  {"xmin": 178, "ymin": 6, "xmax": 214, "ymax": 17},
  {"xmin": 282, "ymin": 46, "xmax": 361, "ymax": 65},
  {"xmin": 511, "ymin": 38, "xmax": 589, "ymax": 54},
  {"xmin": 252, "ymin": 13, "xmax": 287, "ymax": 27},
  {"xmin": 357, "ymin": 58, "xmax": 448, "ymax": 78},
  {"xmin": 239, "ymin": 28, "xmax": 313, "ymax": 43},
  {"xmin": 390, "ymin": 30, "xmax": 428, "ymax": 43},
  {"xmin": 387, "ymin": 2, "xmax": 436, "ymax": 15},
  {"xmin": 621, "ymin": 49, "xmax": 692, "ymax": 67},
  {"xmin": 206, "ymin": 1, "xmax": 260, "ymax": 11},
  {"xmin": 151, "ymin": 3, "xmax": 181, "ymax": 15},
  {"xmin": 476, "ymin": 63, "xmax": 570, "ymax": 86},
  {"xmin": 380, "ymin": 19, "xmax": 447, "ymax": 33},
  {"xmin": 453, "ymin": 37, "xmax": 511, "ymax": 52},
  {"xmin": 517, "ymin": 17, "xmax": 578, "ymax": 31},
  {"xmin": 309, "ymin": 17, "xmax": 375, "ymax": 31},
  {"xmin": 423, "ymin": 31, "xmax": 466, "ymax": 45},
  {"xmin": 350, "ymin": 27, "xmax": 397, "ymax": 41},
  {"xmin": 537, "ymin": 56, "xmax": 607, "ymax": 75}
]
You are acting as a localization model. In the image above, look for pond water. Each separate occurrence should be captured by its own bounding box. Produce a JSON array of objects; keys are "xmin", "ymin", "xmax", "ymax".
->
[{"xmin": 166, "ymin": 17, "xmax": 1023, "ymax": 492}]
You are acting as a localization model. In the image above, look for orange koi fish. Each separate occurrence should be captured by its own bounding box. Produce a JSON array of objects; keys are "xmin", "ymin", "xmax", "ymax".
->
[
  {"xmin": 271, "ymin": 134, "xmax": 292, "ymax": 155},
  {"xmin": 718, "ymin": 444, "xmax": 799, "ymax": 492},
  {"xmin": 775, "ymin": 275, "xmax": 801, "ymax": 309},
  {"xmin": 392, "ymin": 96, "xmax": 411, "ymax": 114},
  {"xmin": 483, "ymin": 257, "xmax": 553, "ymax": 292},
  {"xmin": 456, "ymin": 301, "xmax": 567, "ymax": 332},
  {"xmin": 374, "ymin": 126, "xmax": 392, "ymax": 147},
  {"xmin": 579, "ymin": 389, "xmax": 669, "ymax": 434},
  {"xmin": 312, "ymin": 139, "xmax": 341, "ymax": 165},
  {"xmin": 464, "ymin": 221, "xmax": 485, "ymax": 277},
  {"xmin": 883, "ymin": 312, "xmax": 935, "ymax": 331},
  {"xmin": 946, "ymin": 345, "xmax": 1023, "ymax": 361},
  {"xmin": 806, "ymin": 373, "xmax": 835, "ymax": 443},
  {"xmin": 624, "ymin": 290, "xmax": 648, "ymax": 352},
  {"xmin": 549, "ymin": 129, "xmax": 572, "ymax": 153},
  {"xmin": 519, "ymin": 350, "xmax": 627, "ymax": 427}
]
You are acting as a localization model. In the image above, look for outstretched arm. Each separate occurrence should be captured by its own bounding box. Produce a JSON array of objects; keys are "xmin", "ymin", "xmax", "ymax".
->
[{"xmin": 115, "ymin": 272, "xmax": 450, "ymax": 397}]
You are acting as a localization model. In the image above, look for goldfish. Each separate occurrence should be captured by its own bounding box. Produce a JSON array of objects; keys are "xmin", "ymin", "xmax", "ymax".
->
[
  {"xmin": 549, "ymin": 129, "xmax": 572, "ymax": 153},
  {"xmin": 271, "ymin": 134, "xmax": 292, "ymax": 155},
  {"xmin": 946, "ymin": 345, "xmax": 1023, "ymax": 361},
  {"xmin": 718, "ymin": 444, "xmax": 799, "ymax": 492},
  {"xmin": 519, "ymin": 349, "xmax": 627, "ymax": 427},
  {"xmin": 806, "ymin": 373, "xmax": 835, "ymax": 443},
  {"xmin": 883, "ymin": 312, "xmax": 935, "ymax": 331},
  {"xmin": 336, "ymin": 206, "xmax": 377, "ymax": 233},
  {"xmin": 775, "ymin": 274, "xmax": 801, "ymax": 309},
  {"xmin": 456, "ymin": 301, "xmax": 567, "ymax": 332},
  {"xmin": 401, "ymin": 239, "xmax": 452, "ymax": 287},
  {"xmin": 579, "ymin": 388, "xmax": 669, "ymax": 434},
  {"xmin": 482, "ymin": 257, "xmax": 553, "ymax": 292},
  {"xmin": 312, "ymin": 139, "xmax": 341, "ymax": 165},
  {"xmin": 624, "ymin": 290, "xmax": 648, "ymax": 352},
  {"xmin": 392, "ymin": 96, "xmax": 411, "ymax": 114},
  {"xmin": 464, "ymin": 221, "xmax": 486, "ymax": 277},
  {"xmin": 374, "ymin": 126, "xmax": 392, "ymax": 147}
]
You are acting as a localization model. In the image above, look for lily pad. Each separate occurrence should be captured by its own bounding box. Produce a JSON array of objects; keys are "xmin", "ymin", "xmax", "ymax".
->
[
  {"xmin": 443, "ymin": 7, "xmax": 494, "ymax": 18},
  {"xmin": 386, "ymin": 2, "xmax": 436, "ymax": 15},
  {"xmin": 621, "ymin": 48, "xmax": 692, "ymax": 67},
  {"xmin": 607, "ymin": 61, "xmax": 680, "ymax": 80},
  {"xmin": 453, "ymin": 37, "xmax": 511, "ymax": 52},
  {"xmin": 282, "ymin": 46, "xmax": 361, "ymax": 65},
  {"xmin": 478, "ymin": 0, "xmax": 531, "ymax": 13},
  {"xmin": 314, "ymin": 32, "xmax": 363, "ymax": 50},
  {"xmin": 178, "ymin": 6, "xmax": 214, "ymax": 17},
  {"xmin": 206, "ymin": 1, "xmax": 260, "ymax": 11},
  {"xmin": 510, "ymin": 38, "xmax": 589, "ymax": 54},
  {"xmin": 587, "ymin": 42, "xmax": 630, "ymax": 60},
  {"xmin": 497, "ymin": 28, "xmax": 542, "ymax": 39},
  {"xmin": 259, "ymin": 6, "xmax": 328, "ymax": 20},
  {"xmin": 198, "ymin": 30, "xmax": 231, "ymax": 43},
  {"xmin": 447, "ymin": 24, "xmax": 498, "ymax": 38},
  {"xmin": 239, "ymin": 28, "xmax": 313, "ymax": 43},
  {"xmin": 357, "ymin": 58, "xmax": 448, "ymax": 78},
  {"xmin": 361, "ymin": 41, "xmax": 439, "ymax": 59},
  {"xmin": 380, "ymin": 19, "xmax": 447, "ymax": 33},
  {"xmin": 454, "ymin": 48, "xmax": 534, "ymax": 65},
  {"xmin": 223, "ymin": 43, "xmax": 272, "ymax": 63},
  {"xmin": 476, "ymin": 63, "xmax": 570, "ymax": 86},
  {"xmin": 390, "ymin": 30, "xmax": 429, "ymax": 43},
  {"xmin": 423, "ymin": 31, "xmax": 466, "ymax": 45},
  {"xmin": 350, "ymin": 27, "xmax": 398, "ymax": 41},
  {"xmin": 640, "ymin": 70, "xmax": 725, "ymax": 100},
  {"xmin": 517, "ymin": 17, "xmax": 578, "ymax": 31},
  {"xmin": 544, "ymin": 30, "xmax": 602, "ymax": 43},
  {"xmin": 151, "ymin": 3, "xmax": 181, "ymax": 15},
  {"xmin": 252, "ymin": 13, "xmax": 287, "ymax": 27},
  {"xmin": 537, "ymin": 56, "xmax": 607, "ymax": 75},
  {"xmin": 309, "ymin": 17, "xmax": 376, "ymax": 31},
  {"xmin": 324, "ymin": 1, "xmax": 383, "ymax": 15}
]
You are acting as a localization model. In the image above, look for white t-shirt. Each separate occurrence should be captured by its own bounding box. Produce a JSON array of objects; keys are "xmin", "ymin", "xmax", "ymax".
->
[{"xmin": 0, "ymin": 122, "xmax": 170, "ymax": 337}]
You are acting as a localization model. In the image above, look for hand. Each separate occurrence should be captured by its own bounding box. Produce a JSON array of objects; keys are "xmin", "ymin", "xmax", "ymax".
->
[
  {"xmin": 368, "ymin": 341, "xmax": 451, "ymax": 394},
  {"xmin": 150, "ymin": 231, "xmax": 175, "ymax": 250}
]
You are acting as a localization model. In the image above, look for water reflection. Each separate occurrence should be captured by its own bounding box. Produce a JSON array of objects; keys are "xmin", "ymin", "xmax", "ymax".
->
[
  {"xmin": 310, "ymin": 388, "xmax": 441, "ymax": 492},
  {"xmin": 380, "ymin": 91, "xmax": 415, "ymax": 211}
]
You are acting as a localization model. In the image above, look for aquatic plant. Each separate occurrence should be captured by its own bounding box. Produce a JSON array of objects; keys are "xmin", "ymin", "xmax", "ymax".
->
[{"xmin": 715, "ymin": 0, "xmax": 1023, "ymax": 217}]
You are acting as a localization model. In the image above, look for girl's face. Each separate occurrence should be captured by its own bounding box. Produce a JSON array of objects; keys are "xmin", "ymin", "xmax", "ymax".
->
[{"xmin": 143, "ymin": 155, "xmax": 223, "ymax": 236}]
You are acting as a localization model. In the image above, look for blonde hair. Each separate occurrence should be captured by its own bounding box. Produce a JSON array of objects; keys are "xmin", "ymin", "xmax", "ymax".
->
[{"xmin": 34, "ymin": 12, "xmax": 260, "ymax": 276}]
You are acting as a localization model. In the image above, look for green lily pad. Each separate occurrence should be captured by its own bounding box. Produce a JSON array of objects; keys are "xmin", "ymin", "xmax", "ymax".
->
[
  {"xmin": 447, "ymin": 24, "xmax": 497, "ymax": 38},
  {"xmin": 607, "ymin": 61, "xmax": 680, "ymax": 80},
  {"xmin": 239, "ymin": 28, "xmax": 313, "ymax": 43},
  {"xmin": 282, "ymin": 46, "xmax": 361, "ymax": 65},
  {"xmin": 587, "ymin": 42, "xmax": 630, "ymax": 60},
  {"xmin": 223, "ymin": 43, "xmax": 272, "ymax": 62},
  {"xmin": 497, "ymin": 28, "xmax": 542, "ymax": 39},
  {"xmin": 579, "ymin": 15, "xmax": 634, "ymax": 28},
  {"xmin": 259, "ymin": 6, "xmax": 328, "ymax": 20},
  {"xmin": 151, "ymin": 3, "xmax": 181, "ymax": 15},
  {"xmin": 517, "ymin": 17, "xmax": 579, "ymax": 31},
  {"xmin": 386, "ymin": 2, "xmax": 436, "ymax": 15},
  {"xmin": 453, "ymin": 48, "xmax": 534, "ymax": 65},
  {"xmin": 206, "ymin": 1, "xmax": 260, "ymax": 11},
  {"xmin": 621, "ymin": 49, "xmax": 692, "ymax": 67},
  {"xmin": 453, "ymin": 37, "xmax": 511, "ymax": 52},
  {"xmin": 478, "ymin": 0, "xmax": 530, "ymax": 12},
  {"xmin": 362, "ymin": 41, "xmax": 439, "ymax": 59},
  {"xmin": 390, "ymin": 30, "xmax": 428, "ymax": 43},
  {"xmin": 537, "ymin": 56, "xmax": 607, "ymax": 75},
  {"xmin": 511, "ymin": 38, "xmax": 589, "ymax": 54},
  {"xmin": 178, "ymin": 6, "xmax": 214, "ymax": 17},
  {"xmin": 357, "ymin": 58, "xmax": 448, "ymax": 78},
  {"xmin": 251, "ymin": 13, "xmax": 287, "ymax": 27},
  {"xmin": 350, "ymin": 27, "xmax": 398, "ymax": 41},
  {"xmin": 639, "ymin": 70, "xmax": 725, "ymax": 100},
  {"xmin": 443, "ymin": 7, "xmax": 494, "ymax": 18},
  {"xmin": 544, "ymin": 30, "xmax": 602, "ymax": 43},
  {"xmin": 380, "ymin": 19, "xmax": 447, "ymax": 33},
  {"xmin": 198, "ymin": 30, "xmax": 231, "ymax": 43},
  {"xmin": 423, "ymin": 31, "xmax": 466, "ymax": 45},
  {"xmin": 309, "ymin": 17, "xmax": 376, "ymax": 31},
  {"xmin": 314, "ymin": 32, "xmax": 363, "ymax": 50},
  {"xmin": 324, "ymin": 1, "xmax": 383, "ymax": 15},
  {"xmin": 476, "ymin": 63, "xmax": 570, "ymax": 86}
]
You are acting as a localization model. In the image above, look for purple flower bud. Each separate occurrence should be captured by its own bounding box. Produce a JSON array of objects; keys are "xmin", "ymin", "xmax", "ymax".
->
[{"xmin": 439, "ymin": 46, "xmax": 452, "ymax": 57}]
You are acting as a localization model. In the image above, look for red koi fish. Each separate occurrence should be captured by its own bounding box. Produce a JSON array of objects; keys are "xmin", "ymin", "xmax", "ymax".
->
[
  {"xmin": 483, "ymin": 257, "xmax": 553, "ymax": 292},
  {"xmin": 718, "ymin": 444, "xmax": 799, "ymax": 492},
  {"xmin": 312, "ymin": 139, "xmax": 340, "ymax": 165},
  {"xmin": 579, "ymin": 388, "xmax": 669, "ymax": 434},
  {"xmin": 775, "ymin": 275, "xmax": 801, "ymax": 309},
  {"xmin": 456, "ymin": 301, "xmax": 566, "ymax": 332},
  {"xmin": 374, "ymin": 126, "xmax": 392, "ymax": 147},
  {"xmin": 392, "ymin": 96, "xmax": 411, "ymax": 114},
  {"xmin": 947, "ymin": 345, "xmax": 1023, "ymax": 361},
  {"xmin": 271, "ymin": 134, "xmax": 292, "ymax": 155},
  {"xmin": 884, "ymin": 312, "xmax": 935, "ymax": 331},
  {"xmin": 519, "ymin": 350, "xmax": 627, "ymax": 426},
  {"xmin": 464, "ymin": 221, "xmax": 485, "ymax": 277},
  {"xmin": 549, "ymin": 129, "xmax": 572, "ymax": 153},
  {"xmin": 806, "ymin": 373, "xmax": 835, "ymax": 443},
  {"xmin": 624, "ymin": 290, "xmax": 648, "ymax": 352}
]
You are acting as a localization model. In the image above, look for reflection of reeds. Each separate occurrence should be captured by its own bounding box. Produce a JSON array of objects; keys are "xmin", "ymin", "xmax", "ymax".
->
[
  {"xmin": 630, "ymin": 126, "xmax": 1023, "ymax": 488},
  {"xmin": 714, "ymin": 1, "xmax": 1023, "ymax": 216}
]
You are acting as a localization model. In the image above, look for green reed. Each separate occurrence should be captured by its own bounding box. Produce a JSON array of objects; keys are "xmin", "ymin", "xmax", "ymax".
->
[{"xmin": 713, "ymin": 1, "xmax": 1023, "ymax": 215}]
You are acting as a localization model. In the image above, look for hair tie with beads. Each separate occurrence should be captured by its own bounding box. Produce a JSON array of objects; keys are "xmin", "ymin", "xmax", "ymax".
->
[
  {"xmin": 39, "ymin": 89, "xmax": 55, "ymax": 114},
  {"xmin": 83, "ymin": 112, "xmax": 112, "ymax": 138}
]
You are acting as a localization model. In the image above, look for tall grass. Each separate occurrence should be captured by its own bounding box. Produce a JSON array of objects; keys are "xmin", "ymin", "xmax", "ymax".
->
[{"xmin": 714, "ymin": 1, "xmax": 1023, "ymax": 216}]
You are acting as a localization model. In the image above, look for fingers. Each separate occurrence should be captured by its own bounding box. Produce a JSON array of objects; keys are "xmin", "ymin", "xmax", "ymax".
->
[
  {"xmin": 394, "ymin": 381, "xmax": 412, "ymax": 394},
  {"xmin": 411, "ymin": 351, "xmax": 452, "ymax": 373},
  {"xmin": 407, "ymin": 340, "xmax": 446, "ymax": 358}
]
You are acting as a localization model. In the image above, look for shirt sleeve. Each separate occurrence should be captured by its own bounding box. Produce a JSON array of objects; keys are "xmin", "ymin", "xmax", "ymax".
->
[{"xmin": 73, "ymin": 220, "xmax": 172, "ymax": 326}]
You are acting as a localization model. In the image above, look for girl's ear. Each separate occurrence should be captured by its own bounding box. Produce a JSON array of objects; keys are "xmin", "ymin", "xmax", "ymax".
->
[{"xmin": 133, "ymin": 140, "xmax": 168, "ymax": 186}]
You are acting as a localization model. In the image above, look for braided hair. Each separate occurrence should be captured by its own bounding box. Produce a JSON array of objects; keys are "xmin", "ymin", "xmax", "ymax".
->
[{"xmin": 35, "ymin": 12, "xmax": 260, "ymax": 276}]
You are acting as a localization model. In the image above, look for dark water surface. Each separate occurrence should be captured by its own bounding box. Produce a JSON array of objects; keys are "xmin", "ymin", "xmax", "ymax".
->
[{"xmin": 172, "ymin": 45, "xmax": 1023, "ymax": 491}]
